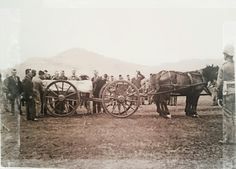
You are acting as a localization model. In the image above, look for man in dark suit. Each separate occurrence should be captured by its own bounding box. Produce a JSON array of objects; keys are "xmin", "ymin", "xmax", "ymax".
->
[
  {"xmin": 93, "ymin": 74, "xmax": 108, "ymax": 113},
  {"xmin": 6, "ymin": 69, "xmax": 23, "ymax": 115},
  {"xmin": 22, "ymin": 69, "xmax": 37, "ymax": 121}
]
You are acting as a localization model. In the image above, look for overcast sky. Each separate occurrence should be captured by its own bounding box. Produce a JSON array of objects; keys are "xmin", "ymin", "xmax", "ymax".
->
[{"xmin": 0, "ymin": 2, "xmax": 236, "ymax": 69}]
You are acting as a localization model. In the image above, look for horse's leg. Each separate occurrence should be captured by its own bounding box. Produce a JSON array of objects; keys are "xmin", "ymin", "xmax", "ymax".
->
[
  {"xmin": 154, "ymin": 95, "xmax": 162, "ymax": 115},
  {"xmin": 163, "ymin": 95, "xmax": 171, "ymax": 118},
  {"xmin": 189, "ymin": 94, "xmax": 198, "ymax": 116},
  {"xmin": 192, "ymin": 94, "xmax": 200, "ymax": 117},
  {"xmin": 185, "ymin": 95, "xmax": 191, "ymax": 116},
  {"xmin": 160, "ymin": 102, "xmax": 165, "ymax": 115},
  {"xmin": 159, "ymin": 95, "xmax": 167, "ymax": 117},
  {"xmin": 154, "ymin": 101, "xmax": 161, "ymax": 115},
  {"xmin": 158, "ymin": 95, "xmax": 171, "ymax": 119},
  {"xmin": 163, "ymin": 101, "xmax": 171, "ymax": 118},
  {"xmin": 157, "ymin": 102, "xmax": 163, "ymax": 116}
]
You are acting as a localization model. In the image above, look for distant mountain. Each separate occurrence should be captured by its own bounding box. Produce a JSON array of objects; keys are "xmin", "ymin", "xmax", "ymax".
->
[
  {"xmin": 12, "ymin": 48, "xmax": 221, "ymax": 79},
  {"xmin": 14, "ymin": 48, "xmax": 150, "ymax": 78}
]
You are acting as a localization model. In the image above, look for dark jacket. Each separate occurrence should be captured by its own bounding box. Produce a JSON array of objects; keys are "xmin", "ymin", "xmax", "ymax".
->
[
  {"xmin": 58, "ymin": 75, "xmax": 68, "ymax": 80},
  {"xmin": 6, "ymin": 75, "xmax": 23, "ymax": 98},
  {"xmin": 93, "ymin": 78, "xmax": 106, "ymax": 97},
  {"xmin": 22, "ymin": 75, "xmax": 34, "ymax": 100}
]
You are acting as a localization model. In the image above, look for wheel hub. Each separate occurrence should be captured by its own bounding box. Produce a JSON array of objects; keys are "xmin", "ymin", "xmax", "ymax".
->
[
  {"xmin": 117, "ymin": 95, "xmax": 125, "ymax": 103},
  {"xmin": 58, "ymin": 94, "xmax": 66, "ymax": 101}
]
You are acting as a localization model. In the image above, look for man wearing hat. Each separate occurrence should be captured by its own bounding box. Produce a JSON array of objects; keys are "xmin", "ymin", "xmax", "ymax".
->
[
  {"xmin": 217, "ymin": 44, "xmax": 235, "ymax": 144},
  {"xmin": 6, "ymin": 69, "xmax": 23, "ymax": 115},
  {"xmin": 44, "ymin": 70, "xmax": 51, "ymax": 80}
]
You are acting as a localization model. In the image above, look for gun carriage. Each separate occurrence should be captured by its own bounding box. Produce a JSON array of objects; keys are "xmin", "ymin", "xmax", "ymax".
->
[{"xmin": 43, "ymin": 78, "xmax": 210, "ymax": 118}]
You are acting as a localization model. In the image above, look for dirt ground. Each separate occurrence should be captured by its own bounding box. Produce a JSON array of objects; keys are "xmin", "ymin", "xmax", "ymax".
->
[{"xmin": 1, "ymin": 96, "xmax": 236, "ymax": 169}]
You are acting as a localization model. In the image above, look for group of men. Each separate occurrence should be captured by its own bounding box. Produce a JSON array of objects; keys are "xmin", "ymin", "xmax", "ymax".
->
[
  {"xmin": 0, "ymin": 44, "xmax": 234, "ymax": 146},
  {"xmin": 0, "ymin": 68, "xmax": 147, "ymax": 118},
  {"xmin": 0, "ymin": 69, "xmax": 86, "ymax": 120},
  {"xmin": 1, "ymin": 69, "xmax": 40, "ymax": 121}
]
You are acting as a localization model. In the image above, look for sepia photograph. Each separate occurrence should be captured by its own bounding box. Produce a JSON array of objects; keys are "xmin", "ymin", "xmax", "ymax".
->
[{"xmin": 0, "ymin": 1, "xmax": 236, "ymax": 168}]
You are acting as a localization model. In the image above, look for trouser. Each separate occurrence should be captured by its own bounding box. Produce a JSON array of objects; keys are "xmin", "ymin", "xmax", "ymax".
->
[
  {"xmin": 35, "ymin": 92, "xmax": 43, "ymax": 117},
  {"xmin": 223, "ymin": 109, "xmax": 236, "ymax": 143},
  {"xmin": 80, "ymin": 93, "xmax": 91, "ymax": 113},
  {"xmin": 222, "ymin": 91, "xmax": 236, "ymax": 143},
  {"xmin": 26, "ymin": 99, "xmax": 36, "ymax": 120},
  {"xmin": 9, "ymin": 96, "xmax": 21, "ymax": 115},
  {"xmin": 2, "ymin": 93, "xmax": 9, "ymax": 111},
  {"xmin": 212, "ymin": 89, "xmax": 218, "ymax": 105},
  {"xmin": 93, "ymin": 101, "xmax": 101, "ymax": 113}
]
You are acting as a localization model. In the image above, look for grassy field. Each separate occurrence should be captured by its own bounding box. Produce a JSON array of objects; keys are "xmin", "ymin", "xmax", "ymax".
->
[{"xmin": 1, "ymin": 96, "xmax": 235, "ymax": 169}]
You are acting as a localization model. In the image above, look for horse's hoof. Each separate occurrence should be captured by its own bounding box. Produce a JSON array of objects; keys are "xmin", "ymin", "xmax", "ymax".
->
[
  {"xmin": 192, "ymin": 114, "xmax": 199, "ymax": 118},
  {"xmin": 161, "ymin": 114, "xmax": 171, "ymax": 119},
  {"xmin": 166, "ymin": 114, "xmax": 171, "ymax": 119}
]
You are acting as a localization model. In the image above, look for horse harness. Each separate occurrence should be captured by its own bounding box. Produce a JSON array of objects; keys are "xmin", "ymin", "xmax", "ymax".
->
[{"xmin": 151, "ymin": 70, "xmax": 208, "ymax": 95}]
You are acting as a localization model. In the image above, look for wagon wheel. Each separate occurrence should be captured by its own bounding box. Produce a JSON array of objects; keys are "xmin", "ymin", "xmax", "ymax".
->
[
  {"xmin": 101, "ymin": 80, "xmax": 140, "ymax": 118},
  {"xmin": 44, "ymin": 80, "xmax": 80, "ymax": 117}
]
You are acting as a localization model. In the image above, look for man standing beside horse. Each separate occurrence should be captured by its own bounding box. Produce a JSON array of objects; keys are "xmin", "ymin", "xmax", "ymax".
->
[{"xmin": 217, "ymin": 44, "xmax": 235, "ymax": 144}]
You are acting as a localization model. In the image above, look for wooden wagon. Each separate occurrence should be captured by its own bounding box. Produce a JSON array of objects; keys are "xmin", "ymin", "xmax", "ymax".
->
[{"xmin": 43, "ymin": 80, "xmax": 141, "ymax": 118}]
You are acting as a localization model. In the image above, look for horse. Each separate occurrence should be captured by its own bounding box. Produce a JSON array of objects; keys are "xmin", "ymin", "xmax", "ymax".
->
[{"xmin": 149, "ymin": 65, "xmax": 219, "ymax": 118}]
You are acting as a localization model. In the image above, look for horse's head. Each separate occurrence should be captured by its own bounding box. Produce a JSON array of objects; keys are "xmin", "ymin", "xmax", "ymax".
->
[
  {"xmin": 149, "ymin": 73, "xmax": 157, "ymax": 89},
  {"xmin": 201, "ymin": 64, "xmax": 219, "ymax": 83},
  {"xmin": 149, "ymin": 71, "xmax": 167, "ymax": 91}
]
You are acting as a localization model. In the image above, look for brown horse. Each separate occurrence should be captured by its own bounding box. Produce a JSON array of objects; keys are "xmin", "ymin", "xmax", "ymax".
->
[{"xmin": 150, "ymin": 65, "xmax": 219, "ymax": 118}]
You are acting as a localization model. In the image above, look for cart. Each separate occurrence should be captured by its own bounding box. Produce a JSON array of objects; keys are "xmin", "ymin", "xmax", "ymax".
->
[{"xmin": 43, "ymin": 80, "xmax": 140, "ymax": 118}]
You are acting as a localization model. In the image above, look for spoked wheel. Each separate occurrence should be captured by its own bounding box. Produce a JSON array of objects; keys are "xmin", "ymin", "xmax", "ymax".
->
[
  {"xmin": 101, "ymin": 80, "xmax": 140, "ymax": 118},
  {"xmin": 44, "ymin": 80, "xmax": 80, "ymax": 117}
]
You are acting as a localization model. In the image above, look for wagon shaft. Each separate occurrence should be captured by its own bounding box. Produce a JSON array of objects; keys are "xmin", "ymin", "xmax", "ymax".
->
[
  {"xmin": 148, "ymin": 82, "xmax": 207, "ymax": 96},
  {"xmin": 89, "ymin": 98, "xmax": 103, "ymax": 102}
]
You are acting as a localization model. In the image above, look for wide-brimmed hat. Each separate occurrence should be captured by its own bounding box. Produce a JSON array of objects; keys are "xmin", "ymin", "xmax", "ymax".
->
[{"xmin": 223, "ymin": 44, "xmax": 234, "ymax": 57}]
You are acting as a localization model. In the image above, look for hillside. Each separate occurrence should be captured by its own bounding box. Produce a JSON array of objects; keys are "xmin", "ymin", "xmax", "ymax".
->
[{"xmin": 12, "ymin": 48, "xmax": 221, "ymax": 79}]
